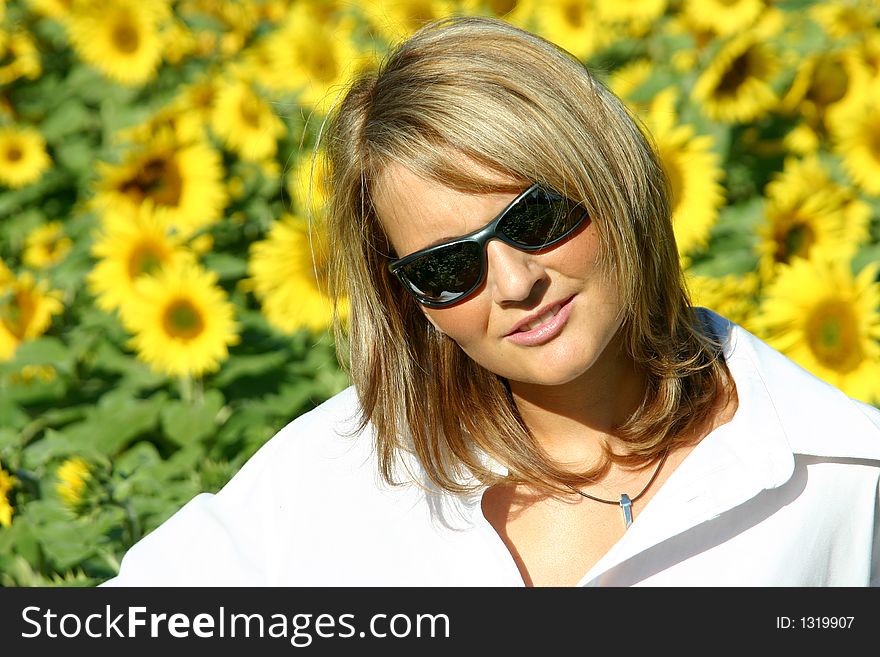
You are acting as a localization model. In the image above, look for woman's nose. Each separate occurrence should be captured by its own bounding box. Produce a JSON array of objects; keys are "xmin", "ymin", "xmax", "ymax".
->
[{"xmin": 486, "ymin": 240, "xmax": 547, "ymax": 305}]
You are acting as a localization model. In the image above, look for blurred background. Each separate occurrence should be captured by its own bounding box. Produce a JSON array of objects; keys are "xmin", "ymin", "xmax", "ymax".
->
[{"xmin": 0, "ymin": 0, "xmax": 878, "ymax": 586}]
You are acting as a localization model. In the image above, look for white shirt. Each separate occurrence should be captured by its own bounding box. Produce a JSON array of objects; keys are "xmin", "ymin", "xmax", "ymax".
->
[{"xmin": 102, "ymin": 308, "xmax": 880, "ymax": 586}]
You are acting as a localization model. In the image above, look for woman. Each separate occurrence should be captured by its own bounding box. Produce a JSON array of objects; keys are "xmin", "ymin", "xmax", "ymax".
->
[{"xmin": 103, "ymin": 16, "xmax": 880, "ymax": 587}]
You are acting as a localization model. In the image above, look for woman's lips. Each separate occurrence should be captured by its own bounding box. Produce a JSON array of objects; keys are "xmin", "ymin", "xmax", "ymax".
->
[{"xmin": 504, "ymin": 295, "xmax": 575, "ymax": 346}]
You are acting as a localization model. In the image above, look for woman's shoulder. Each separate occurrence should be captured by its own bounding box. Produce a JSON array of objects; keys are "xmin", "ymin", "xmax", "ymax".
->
[{"xmin": 696, "ymin": 306, "xmax": 880, "ymax": 462}]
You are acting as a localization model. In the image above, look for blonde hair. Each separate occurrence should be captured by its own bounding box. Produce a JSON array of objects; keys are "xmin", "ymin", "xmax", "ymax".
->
[{"xmin": 322, "ymin": 16, "xmax": 732, "ymax": 494}]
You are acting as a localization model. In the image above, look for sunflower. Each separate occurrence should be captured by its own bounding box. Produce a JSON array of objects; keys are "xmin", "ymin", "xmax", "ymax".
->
[
  {"xmin": 362, "ymin": 0, "xmax": 457, "ymax": 43},
  {"xmin": 55, "ymin": 457, "xmax": 92, "ymax": 511},
  {"xmin": 66, "ymin": 0, "xmax": 166, "ymax": 86},
  {"xmin": 121, "ymin": 261, "xmax": 239, "ymax": 378},
  {"xmin": 26, "ymin": 0, "xmax": 75, "ymax": 20},
  {"xmin": 460, "ymin": 0, "xmax": 537, "ymax": 27},
  {"xmin": 644, "ymin": 90, "xmax": 724, "ymax": 260},
  {"xmin": 781, "ymin": 48, "xmax": 868, "ymax": 143},
  {"xmin": 0, "ymin": 272, "xmax": 64, "ymax": 361},
  {"xmin": 595, "ymin": 0, "xmax": 666, "ymax": 36},
  {"xmin": 692, "ymin": 32, "xmax": 780, "ymax": 124},
  {"xmin": 752, "ymin": 255, "xmax": 880, "ymax": 405},
  {"xmin": 828, "ymin": 78, "xmax": 880, "ymax": 196},
  {"xmin": 534, "ymin": 0, "xmax": 611, "ymax": 61},
  {"xmin": 608, "ymin": 59, "xmax": 656, "ymax": 113},
  {"xmin": 810, "ymin": 0, "xmax": 880, "ymax": 39},
  {"xmin": 88, "ymin": 203, "xmax": 191, "ymax": 313},
  {"xmin": 682, "ymin": 0, "xmax": 765, "ymax": 36},
  {"xmin": 258, "ymin": 9, "xmax": 367, "ymax": 115},
  {"xmin": 93, "ymin": 130, "xmax": 227, "ymax": 238},
  {"xmin": 210, "ymin": 77, "xmax": 285, "ymax": 162},
  {"xmin": 247, "ymin": 214, "xmax": 346, "ymax": 335},
  {"xmin": 0, "ymin": 29, "xmax": 41, "ymax": 85},
  {"xmin": 286, "ymin": 151, "xmax": 331, "ymax": 218},
  {"xmin": 756, "ymin": 156, "xmax": 869, "ymax": 283},
  {"xmin": 23, "ymin": 222, "xmax": 73, "ymax": 269},
  {"xmin": 0, "ymin": 125, "xmax": 51, "ymax": 189},
  {"xmin": 685, "ymin": 270, "xmax": 759, "ymax": 328},
  {"xmin": 0, "ymin": 463, "xmax": 15, "ymax": 527}
]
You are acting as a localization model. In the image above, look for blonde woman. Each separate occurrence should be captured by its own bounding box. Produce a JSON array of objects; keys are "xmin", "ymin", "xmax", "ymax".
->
[{"xmin": 104, "ymin": 17, "xmax": 880, "ymax": 587}]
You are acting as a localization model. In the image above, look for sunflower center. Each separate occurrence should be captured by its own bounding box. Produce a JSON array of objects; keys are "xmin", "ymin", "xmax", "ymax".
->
[
  {"xmin": 806, "ymin": 57, "xmax": 848, "ymax": 107},
  {"xmin": 112, "ymin": 19, "xmax": 141, "ymax": 54},
  {"xmin": 564, "ymin": 1, "xmax": 585, "ymax": 27},
  {"xmin": 774, "ymin": 219, "xmax": 814, "ymax": 264},
  {"xmin": 238, "ymin": 93, "xmax": 263, "ymax": 129},
  {"xmin": 487, "ymin": 0, "xmax": 518, "ymax": 15},
  {"xmin": 717, "ymin": 50, "xmax": 754, "ymax": 96},
  {"xmin": 128, "ymin": 243, "xmax": 166, "ymax": 279},
  {"xmin": 6, "ymin": 146, "xmax": 23, "ymax": 162},
  {"xmin": 805, "ymin": 300, "xmax": 863, "ymax": 373},
  {"xmin": 162, "ymin": 299, "xmax": 205, "ymax": 340},
  {"xmin": 120, "ymin": 155, "xmax": 184, "ymax": 207},
  {"xmin": 302, "ymin": 45, "xmax": 337, "ymax": 83}
]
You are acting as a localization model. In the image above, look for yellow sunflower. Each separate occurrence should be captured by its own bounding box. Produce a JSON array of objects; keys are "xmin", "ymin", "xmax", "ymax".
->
[
  {"xmin": 810, "ymin": 0, "xmax": 880, "ymax": 39},
  {"xmin": 682, "ymin": 0, "xmax": 765, "ymax": 36},
  {"xmin": 66, "ymin": 0, "xmax": 167, "ymax": 86},
  {"xmin": 781, "ymin": 48, "xmax": 869, "ymax": 141},
  {"xmin": 26, "ymin": 0, "xmax": 75, "ymax": 20},
  {"xmin": 88, "ymin": 203, "xmax": 191, "ymax": 313},
  {"xmin": 362, "ymin": 0, "xmax": 457, "ymax": 43},
  {"xmin": 533, "ymin": 0, "xmax": 611, "ymax": 61},
  {"xmin": 0, "ymin": 272, "xmax": 64, "ymax": 361},
  {"xmin": 0, "ymin": 125, "xmax": 51, "ymax": 189},
  {"xmin": 55, "ymin": 456, "xmax": 92, "ymax": 511},
  {"xmin": 644, "ymin": 90, "xmax": 724, "ymax": 260},
  {"xmin": 93, "ymin": 130, "xmax": 227, "ymax": 238},
  {"xmin": 685, "ymin": 270, "xmax": 759, "ymax": 328},
  {"xmin": 692, "ymin": 32, "xmax": 780, "ymax": 124},
  {"xmin": 258, "ymin": 10, "xmax": 367, "ymax": 115},
  {"xmin": 756, "ymin": 156, "xmax": 869, "ymax": 283},
  {"xmin": 247, "ymin": 214, "xmax": 346, "ymax": 335},
  {"xmin": 22, "ymin": 221, "xmax": 73, "ymax": 269},
  {"xmin": 460, "ymin": 0, "xmax": 537, "ymax": 27},
  {"xmin": 595, "ymin": 0, "xmax": 666, "ymax": 36},
  {"xmin": 0, "ymin": 29, "xmax": 41, "ymax": 85},
  {"xmin": 121, "ymin": 261, "xmax": 239, "ymax": 378},
  {"xmin": 0, "ymin": 463, "xmax": 15, "ymax": 527},
  {"xmin": 828, "ymin": 78, "xmax": 880, "ymax": 196},
  {"xmin": 752, "ymin": 255, "xmax": 880, "ymax": 405},
  {"xmin": 285, "ymin": 151, "xmax": 331, "ymax": 218},
  {"xmin": 608, "ymin": 59, "xmax": 656, "ymax": 114},
  {"xmin": 210, "ymin": 77, "xmax": 285, "ymax": 162}
]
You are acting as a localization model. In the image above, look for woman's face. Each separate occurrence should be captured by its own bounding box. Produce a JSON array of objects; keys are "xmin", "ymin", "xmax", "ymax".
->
[{"xmin": 373, "ymin": 162, "xmax": 630, "ymax": 389}]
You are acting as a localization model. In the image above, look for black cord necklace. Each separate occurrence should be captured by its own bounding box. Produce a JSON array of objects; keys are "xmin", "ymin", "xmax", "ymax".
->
[{"xmin": 566, "ymin": 448, "xmax": 670, "ymax": 530}]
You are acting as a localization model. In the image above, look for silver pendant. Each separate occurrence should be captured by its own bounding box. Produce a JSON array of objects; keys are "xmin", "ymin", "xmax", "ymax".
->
[{"xmin": 619, "ymin": 493, "xmax": 633, "ymax": 529}]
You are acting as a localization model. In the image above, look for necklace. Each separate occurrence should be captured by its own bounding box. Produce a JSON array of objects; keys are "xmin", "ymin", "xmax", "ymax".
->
[{"xmin": 566, "ymin": 448, "xmax": 670, "ymax": 530}]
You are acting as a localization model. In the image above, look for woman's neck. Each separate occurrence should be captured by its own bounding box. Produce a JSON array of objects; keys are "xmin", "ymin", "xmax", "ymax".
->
[{"xmin": 507, "ymin": 332, "xmax": 648, "ymax": 469}]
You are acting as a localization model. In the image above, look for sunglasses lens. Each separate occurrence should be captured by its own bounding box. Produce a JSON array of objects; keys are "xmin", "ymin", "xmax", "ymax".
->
[
  {"xmin": 398, "ymin": 240, "xmax": 483, "ymax": 305},
  {"xmin": 499, "ymin": 189, "xmax": 583, "ymax": 247}
]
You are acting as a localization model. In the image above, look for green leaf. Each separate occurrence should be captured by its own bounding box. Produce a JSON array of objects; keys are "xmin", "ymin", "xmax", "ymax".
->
[
  {"xmin": 211, "ymin": 351, "xmax": 289, "ymax": 388},
  {"xmin": 160, "ymin": 389, "xmax": 226, "ymax": 446},
  {"xmin": 40, "ymin": 101, "xmax": 96, "ymax": 142}
]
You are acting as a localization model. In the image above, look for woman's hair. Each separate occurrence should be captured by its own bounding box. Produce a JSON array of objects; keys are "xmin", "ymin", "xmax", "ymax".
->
[{"xmin": 321, "ymin": 15, "xmax": 733, "ymax": 494}]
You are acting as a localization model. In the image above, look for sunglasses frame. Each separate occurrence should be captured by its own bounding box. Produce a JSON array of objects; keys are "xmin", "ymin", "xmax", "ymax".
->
[{"xmin": 387, "ymin": 183, "xmax": 588, "ymax": 308}]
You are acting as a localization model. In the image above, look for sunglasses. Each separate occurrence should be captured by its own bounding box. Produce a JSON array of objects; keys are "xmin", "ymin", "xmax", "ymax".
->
[{"xmin": 387, "ymin": 183, "xmax": 588, "ymax": 308}]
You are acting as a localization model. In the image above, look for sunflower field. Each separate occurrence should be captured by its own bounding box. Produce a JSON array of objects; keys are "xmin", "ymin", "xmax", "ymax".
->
[{"xmin": 1, "ymin": 0, "xmax": 879, "ymax": 586}]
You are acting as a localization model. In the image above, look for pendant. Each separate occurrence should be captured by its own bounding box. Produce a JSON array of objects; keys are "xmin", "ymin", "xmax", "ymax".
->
[{"xmin": 619, "ymin": 493, "xmax": 633, "ymax": 529}]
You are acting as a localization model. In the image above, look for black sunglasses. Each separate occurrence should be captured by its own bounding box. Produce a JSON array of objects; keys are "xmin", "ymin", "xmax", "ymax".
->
[{"xmin": 387, "ymin": 183, "xmax": 589, "ymax": 308}]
